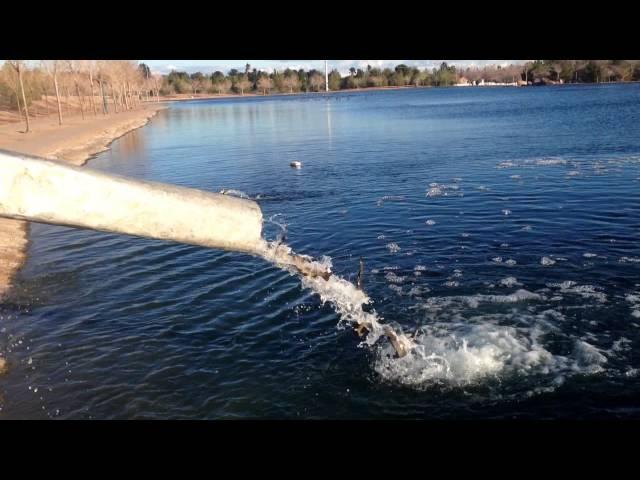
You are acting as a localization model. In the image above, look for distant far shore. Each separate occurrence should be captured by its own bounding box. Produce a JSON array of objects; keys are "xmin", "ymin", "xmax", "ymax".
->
[
  {"xmin": 156, "ymin": 85, "xmax": 427, "ymax": 103},
  {"xmin": 155, "ymin": 81, "xmax": 640, "ymax": 104}
]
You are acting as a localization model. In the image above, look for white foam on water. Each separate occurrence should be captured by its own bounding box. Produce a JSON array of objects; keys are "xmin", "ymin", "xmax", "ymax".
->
[
  {"xmin": 541, "ymin": 257, "xmax": 556, "ymax": 266},
  {"xmin": 510, "ymin": 175, "xmax": 521, "ymax": 180},
  {"xmin": 385, "ymin": 272, "xmax": 405, "ymax": 284},
  {"xmin": 257, "ymin": 239, "xmax": 621, "ymax": 393},
  {"xmin": 375, "ymin": 320, "xmax": 608, "ymax": 389},
  {"xmin": 500, "ymin": 277, "xmax": 522, "ymax": 287},
  {"xmin": 386, "ymin": 243, "xmax": 401, "ymax": 253},
  {"xmin": 626, "ymin": 294, "xmax": 640, "ymax": 304},
  {"xmin": 426, "ymin": 183, "xmax": 463, "ymax": 198},
  {"xmin": 425, "ymin": 219, "xmax": 436, "ymax": 226},
  {"xmin": 583, "ymin": 253, "xmax": 597, "ymax": 258},
  {"xmin": 497, "ymin": 161, "xmax": 516, "ymax": 169},
  {"xmin": 414, "ymin": 265, "xmax": 427, "ymax": 272},
  {"xmin": 408, "ymin": 286, "xmax": 430, "ymax": 297},
  {"xmin": 505, "ymin": 259, "xmax": 517, "ymax": 266},
  {"xmin": 219, "ymin": 188, "xmax": 251, "ymax": 199},
  {"xmin": 426, "ymin": 186, "xmax": 443, "ymax": 197},
  {"xmin": 492, "ymin": 257, "xmax": 503, "ymax": 263},
  {"xmin": 417, "ymin": 289, "xmax": 545, "ymax": 311},
  {"xmin": 377, "ymin": 195, "xmax": 405, "ymax": 206},
  {"xmin": 535, "ymin": 158, "xmax": 567, "ymax": 166},
  {"xmin": 619, "ymin": 256, "xmax": 640, "ymax": 263},
  {"xmin": 502, "ymin": 209, "xmax": 512, "ymax": 216},
  {"xmin": 548, "ymin": 281, "xmax": 607, "ymax": 303}
]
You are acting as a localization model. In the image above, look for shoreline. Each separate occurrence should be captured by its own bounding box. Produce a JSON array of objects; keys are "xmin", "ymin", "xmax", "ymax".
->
[
  {"xmin": 156, "ymin": 85, "xmax": 430, "ymax": 103},
  {"xmin": 0, "ymin": 104, "xmax": 166, "ymax": 305},
  {"xmin": 141, "ymin": 80, "xmax": 640, "ymax": 105}
]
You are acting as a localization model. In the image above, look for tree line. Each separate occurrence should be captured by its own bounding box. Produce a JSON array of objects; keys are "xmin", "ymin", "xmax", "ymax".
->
[
  {"xmin": 2, "ymin": 60, "xmax": 640, "ymax": 132},
  {"xmin": 0, "ymin": 60, "xmax": 160, "ymax": 132},
  {"xmin": 158, "ymin": 60, "xmax": 640, "ymax": 96}
]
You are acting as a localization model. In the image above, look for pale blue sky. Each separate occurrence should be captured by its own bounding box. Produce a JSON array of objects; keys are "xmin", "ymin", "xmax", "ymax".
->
[{"xmin": 142, "ymin": 60, "xmax": 525, "ymax": 76}]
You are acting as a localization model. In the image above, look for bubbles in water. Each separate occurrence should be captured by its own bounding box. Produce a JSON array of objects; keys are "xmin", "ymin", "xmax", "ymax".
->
[
  {"xmin": 426, "ymin": 183, "xmax": 463, "ymax": 198},
  {"xmin": 619, "ymin": 256, "xmax": 640, "ymax": 264},
  {"xmin": 385, "ymin": 272, "xmax": 405, "ymax": 284},
  {"xmin": 386, "ymin": 243, "xmax": 401, "ymax": 253},
  {"xmin": 375, "ymin": 321, "xmax": 607, "ymax": 390},
  {"xmin": 499, "ymin": 277, "xmax": 521, "ymax": 288},
  {"xmin": 426, "ymin": 186, "xmax": 443, "ymax": 197},
  {"xmin": 377, "ymin": 195, "xmax": 406, "ymax": 207}
]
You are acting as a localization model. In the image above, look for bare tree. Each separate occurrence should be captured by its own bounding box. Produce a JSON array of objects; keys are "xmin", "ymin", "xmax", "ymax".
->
[
  {"xmin": 283, "ymin": 74, "xmax": 299, "ymax": 93},
  {"xmin": 257, "ymin": 76, "xmax": 272, "ymax": 95},
  {"xmin": 8, "ymin": 61, "xmax": 31, "ymax": 132},
  {"xmin": 309, "ymin": 73, "xmax": 324, "ymax": 92},
  {"xmin": 67, "ymin": 60, "xmax": 86, "ymax": 120},
  {"xmin": 236, "ymin": 75, "xmax": 251, "ymax": 95},
  {"xmin": 152, "ymin": 73, "xmax": 162, "ymax": 102},
  {"xmin": 84, "ymin": 60, "xmax": 98, "ymax": 116},
  {"xmin": 96, "ymin": 61, "xmax": 109, "ymax": 114}
]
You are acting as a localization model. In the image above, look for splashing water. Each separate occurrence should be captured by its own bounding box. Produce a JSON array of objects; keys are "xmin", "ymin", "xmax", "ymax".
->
[{"xmin": 254, "ymin": 239, "xmax": 415, "ymax": 358}]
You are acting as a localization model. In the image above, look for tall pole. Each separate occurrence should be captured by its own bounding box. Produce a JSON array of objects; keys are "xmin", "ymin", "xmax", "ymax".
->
[{"xmin": 325, "ymin": 60, "xmax": 329, "ymax": 92}]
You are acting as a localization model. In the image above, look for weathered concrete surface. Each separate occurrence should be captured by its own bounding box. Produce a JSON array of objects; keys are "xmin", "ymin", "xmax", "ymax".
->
[{"xmin": 0, "ymin": 150, "xmax": 264, "ymax": 255}]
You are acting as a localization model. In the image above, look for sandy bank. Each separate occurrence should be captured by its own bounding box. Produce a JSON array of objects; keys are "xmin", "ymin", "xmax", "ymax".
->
[{"xmin": 0, "ymin": 105, "xmax": 166, "ymax": 304}]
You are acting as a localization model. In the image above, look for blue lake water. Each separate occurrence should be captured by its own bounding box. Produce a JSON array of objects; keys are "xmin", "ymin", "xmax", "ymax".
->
[{"xmin": 1, "ymin": 84, "xmax": 640, "ymax": 419}]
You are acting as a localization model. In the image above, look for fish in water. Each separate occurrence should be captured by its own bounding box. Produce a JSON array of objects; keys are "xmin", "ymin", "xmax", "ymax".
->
[
  {"xmin": 356, "ymin": 257, "xmax": 365, "ymax": 290},
  {"xmin": 290, "ymin": 161, "xmax": 302, "ymax": 169}
]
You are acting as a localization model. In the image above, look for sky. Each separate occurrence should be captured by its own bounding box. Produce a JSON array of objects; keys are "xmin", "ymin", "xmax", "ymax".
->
[{"xmin": 142, "ymin": 60, "xmax": 526, "ymax": 76}]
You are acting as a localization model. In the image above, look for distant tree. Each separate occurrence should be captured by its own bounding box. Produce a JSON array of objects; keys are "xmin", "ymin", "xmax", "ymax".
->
[
  {"xmin": 395, "ymin": 64, "xmax": 411, "ymax": 76},
  {"xmin": 42, "ymin": 60, "xmax": 64, "ymax": 125},
  {"xmin": 283, "ymin": 73, "xmax": 300, "ymax": 93},
  {"xmin": 328, "ymin": 70, "xmax": 341, "ymax": 90},
  {"xmin": 139, "ymin": 63, "xmax": 151, "ymax": 80},
  {"xmin": 257, "ymin": 76, "xmax": 272, "ymax": 95},
  {"xmin": 390, "ymin": 71, "xmax": 406, "ymax": 86},
  {"xmin": 67, "ymin": 60, "xmax": 86, "ymax": 120},
  {"xmin": 235, "ymin": 75, "xmax": 251, "ymax": 95},
  {"xmin": 309, "ymin": 73, "xmax": 325, "ymax": 92}
]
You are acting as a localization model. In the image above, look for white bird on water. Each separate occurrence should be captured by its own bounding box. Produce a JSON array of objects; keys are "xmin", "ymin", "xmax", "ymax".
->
[{"xmin": 290, "ymin": 161, "xmax": 302, "ymax": 169}]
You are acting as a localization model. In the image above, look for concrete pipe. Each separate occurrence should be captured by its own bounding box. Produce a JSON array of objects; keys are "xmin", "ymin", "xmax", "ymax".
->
[{"xmin": 0, "ymin": 149, "xmax": 264, "ymax": 254}]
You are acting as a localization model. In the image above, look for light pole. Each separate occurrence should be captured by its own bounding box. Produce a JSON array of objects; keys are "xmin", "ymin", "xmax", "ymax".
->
[{"xmin": 325, "ymin": 60, "xmax": 329, "ymax": 92}]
